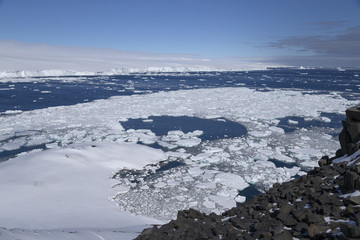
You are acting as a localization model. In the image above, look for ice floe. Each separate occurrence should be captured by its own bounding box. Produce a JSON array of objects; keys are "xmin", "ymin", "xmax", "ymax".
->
[
  {"xmin": 0, "ymin": 143, "xmax": 164, "ymax": 229},
  {"xmin": 0, "ymin": 86, "xmax": 359, "ymax": 223}
]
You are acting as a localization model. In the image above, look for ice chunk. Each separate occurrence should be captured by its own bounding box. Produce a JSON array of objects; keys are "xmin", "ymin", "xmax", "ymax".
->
[
  {"xmin": 215, "ymin": 173, "xmax": 249, "ymax": 190},
  {"xmin": 288, "ymin": 119, "xmax": 299, "ymax": 124}
]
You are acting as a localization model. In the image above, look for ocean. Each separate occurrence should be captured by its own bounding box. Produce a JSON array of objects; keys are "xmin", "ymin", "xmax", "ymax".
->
[{"xmin": 0, "ymin": 68, "xmax": 359, "ymax": 221}]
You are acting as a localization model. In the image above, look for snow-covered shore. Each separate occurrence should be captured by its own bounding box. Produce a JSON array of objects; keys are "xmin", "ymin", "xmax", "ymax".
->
[{"xmin": 0, "ymin": 143, "xmax": 165, "ymax": 239}]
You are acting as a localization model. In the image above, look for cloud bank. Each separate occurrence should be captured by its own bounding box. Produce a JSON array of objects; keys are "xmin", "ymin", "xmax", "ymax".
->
[{"xmin": 262, "ymin": 25, "xmax": 360, "ymax": 68}]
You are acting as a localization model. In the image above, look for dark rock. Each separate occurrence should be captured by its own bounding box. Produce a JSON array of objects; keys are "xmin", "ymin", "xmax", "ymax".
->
[
  {"xmin": 229, "ymin": 217, "xmax": 251, "ymax": 230},
  {"xmin": 342, "ymin": 204, "xmax": 355, "ymax": 217},
  {"xmin": 294, "ymin": 222, "xmax": 308, "ymax": 234},
  {"xmin": 353, "ymin": 165, "xmax": 360, "ymax": 173},
  {"xmin": 308, "ymin": 224, "xmax": 329, "ymax": 238},
  {"xmin": 348, "ymin": 195, "xmax": 360, "ymax": 205},
  {"xmin": 346, "ymin": 106, "xmax": 360, "ymax": 122},
  {"xmin": 272, "ymin": 230, "xmax": 292, "ymax": 240},
  {"xmin": 340, "ymin": 223, "xmax": 360, "ymax": 238},
  {"xmin": 318, "ymin": 155, "xmax": 330, "ymax": 166},
  {"xmin": 347, "ymin": 143, "xmax": 360, "ymax": 156},
  {"xmin": 278, "ymin": 202, "xmax": 294, "ymax": 214},
  {"xmin": 260, "ymin": 231, "xmax": 272, "ymax": 239},
  {"xmin": 242, "ymin": 232, "xmax": 256, "ymax": 240},
  {"xmin": 344, "ymin": 121, "xmax": 360, "ymax": 144},
  {"xmin": 335, "ymin": 148, "xmax": 344, "ymax": 157},
  {"xmin": 271, "ymin": 223, "xmax": 284, "ymax": 235},
  {"xmin": 258, "ymin": 199, "xmax": 271, "ymax": 210},
  {"xmin": 306, "ymin": 213, "xmax": 325, "ymax": 224},
  {"xmin": 254, "ymin": 221, "xmax": 269, "ymax": 232},
  {"xmin": 339, "ymin": 107, "xmax": 360, "ymax": 155},
  {"xmin": 341, "ymin": 171, "xmax": 359, "ymax": 193},
  {"xmin": 276, "ymin": 212, "xmax": 297, "ymax": 226},
  {"xmin": 317, "ymin": 193, "xmax": 332, "ymax": 205}
]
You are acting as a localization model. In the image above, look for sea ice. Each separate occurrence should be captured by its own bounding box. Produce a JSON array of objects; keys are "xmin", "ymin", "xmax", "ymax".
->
[
  {"xmin": 0, "ymin": 143, "xmax": 165, "ymax": 229},
  {"xmin": 0, "ymin": 86, "xmax": 358, "ymax": 223}
]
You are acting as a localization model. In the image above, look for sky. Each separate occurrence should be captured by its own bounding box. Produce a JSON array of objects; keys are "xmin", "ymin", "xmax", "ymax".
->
[{"xmin": 0, "ymin": 0, "xmax": 360, "ymax": 70}]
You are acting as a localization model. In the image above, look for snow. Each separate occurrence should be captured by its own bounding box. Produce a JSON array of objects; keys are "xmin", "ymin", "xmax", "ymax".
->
[
  {"xmin": 341, "ymin": 190, "xmax": 360, "ymax": 198},
  {"xmin": 0, "ymin": 143, "xmax": 165, "ymax": 229},
  {"xmin": 332, "ymin": 149, "xmax": 360, "ymax": 164},
  {"xmin": 0, "ymin": 227, "xmax": 146, "ymax": 240}
]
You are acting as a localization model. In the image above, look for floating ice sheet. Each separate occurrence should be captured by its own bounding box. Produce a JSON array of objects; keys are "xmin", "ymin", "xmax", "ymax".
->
[
  {"xmin": 0, "ymin": 143, "xmax": 164, "ymax": 229},
  {"xmin": 0, "ymin": 87, "xmax": 358, "ymax": 222}
]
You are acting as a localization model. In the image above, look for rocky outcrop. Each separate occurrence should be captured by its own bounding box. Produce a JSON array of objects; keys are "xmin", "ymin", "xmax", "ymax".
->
[
  {"xmin": 136, "ymin": 107, "xmax": 360, "ymax": 240},
  {"xmin": 338, "ymin": 106, "xmax": 360, "ymax": 156}
]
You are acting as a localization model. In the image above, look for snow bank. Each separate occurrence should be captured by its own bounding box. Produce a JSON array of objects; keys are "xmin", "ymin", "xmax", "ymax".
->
[{"xmin": 0, "ymin": 142, "xmax": 165, "ymax": 229}]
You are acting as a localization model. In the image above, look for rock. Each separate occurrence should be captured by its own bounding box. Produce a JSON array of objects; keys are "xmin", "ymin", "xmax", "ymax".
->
[
  {"xmin": 342, "ymin": 204, "xmax": 355, "ymax": 217},
  {"xmin": 308, "ymin": 224, "xmax": 329, "ymax": 238},
  {"xmin": 317, "ymin": 193, "xmax": 332, "ymax": 205},
  {"xmin": 272, "ymin": 230, "xmax": 292, "ymax": 240},
  {"xmin": 345, "ymin": 119, "xmax": 360, "ymax": 143},
  {"xmin": 229, "ymin": 217, "xmax": 251, "ymax": 230},
  {"xmin": 276, "ymin": 212, "xmax": 298, "ymax": 226},
  {"xmin": 348, "ymin": 143, "xmax": 360, "ymax": 156},
  {"xmin": 335, "ymin": 148, "xmax": 344, "ymax": 157},
  {"xmin": 242, "ymin": 232, "xmax": 256, "ymax": 240},
  {"xmin": 254, "ymin": 221, "xmax": 269, "ymax": 232},
  {"xmin": 339, "ymin": 128, "xmax": 352, "ymax": 155},
  {"xmin": 318, "ymin": 155, "xmax": 330, "ymax": 166},
  {"xmin": 346, "ymin": 106, "xmax": 360, "ymax": 122},
  {"xmin": 356, "ymin": 214, "xmax": 360, "ymax": 226},
  {"xmin": 348, "ymin": 195, "xmax": 360, "ymax": 205},
  {"xmin": 340, "ymin": 223, "xmax": 360, "ymax": 238},
  {"xmin": 306, "ymin": 213, "xmax": 325, "ymax": 224},
  {"xmin": 292, "ymin": 208, "xmax": 307, "ymax": 222},
  {"xmin": 278, "ymin": 202, "xmax": 294, "ymax": 214},
  {"xmin": 260, "ymin": 231, "xmax": 272, "ymax": 239},
  {"xmin": 338, "ymin": 107, "xmax": 360, "ymax": 155},
  {"xmin": 271, "ymin": 223, "xmax": 284, "ymax": 235},
  {"xmin": 294, "ymin": 222, "xmax": 308, "ymax": 234}
]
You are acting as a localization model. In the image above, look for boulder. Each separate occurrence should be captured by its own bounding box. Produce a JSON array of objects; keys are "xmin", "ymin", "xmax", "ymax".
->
[
  {"xmin": 338, "ymin": 106, "xmax": 360, "ymax": 156},
  {"xmin": 340, "ymin": 223, "xmax": 360, "ymax": 238},
  {"xmin": 346, "ymin": 106, "xmax": 360, "ymax": 122}
]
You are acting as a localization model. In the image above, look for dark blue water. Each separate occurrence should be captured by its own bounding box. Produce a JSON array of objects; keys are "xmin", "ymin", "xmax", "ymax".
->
[
  {"xmin": 268, "ymin": 159, "xmax": 298, "ymax": 168},
  {"xmin": 120, "ymin": 116, "xmax": 247, "ymax": 141},
  {"xmin": 277, "ymin": 112, "xmax": 345, "ymax": 133},
  {"xmin": 1, "ymin": 69, "xmax": 359, "ymax": 113},
  {"xmin": 237, "ymin": 186, "xmax": 262, "ymax": 204}
]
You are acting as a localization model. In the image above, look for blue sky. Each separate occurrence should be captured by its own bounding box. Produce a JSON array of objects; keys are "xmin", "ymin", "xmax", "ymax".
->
[{"xmin": 0, "ymin": 0, "xmax": 360, "ymax": 67}]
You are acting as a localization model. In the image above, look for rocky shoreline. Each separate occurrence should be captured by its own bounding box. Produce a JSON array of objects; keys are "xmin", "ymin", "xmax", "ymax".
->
[{"xmin": 136, "ymin": 108, "xmax": 360, "ymax": 240}]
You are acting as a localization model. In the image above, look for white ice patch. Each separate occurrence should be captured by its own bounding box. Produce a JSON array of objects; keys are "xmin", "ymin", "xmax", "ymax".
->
[
  {"xmin": 0, "ymin": 143, "xmax": 165, "ymax": 229},
  {"xmin": 288, "ymin": 119, "xmax": 299, "ymax": 124},
  {"xmin": 0, "ymin": 226, "xmax": 148, "ymax": 240},
  {"xmin": 215, "ymin": 173, "xmax": 249, "ymax": 190},
  {"xmin": 158, "ymin": 130, "xmax": 202, "ymax": 148},
  {"xmin": 1, "ymin": 110, "xmax": 23, "ymax": 115},
  {"xmin": 341, "ymin": 190, "xmax": 360, "ymax": 198}
]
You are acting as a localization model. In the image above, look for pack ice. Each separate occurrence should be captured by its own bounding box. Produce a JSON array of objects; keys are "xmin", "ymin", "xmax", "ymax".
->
[{"xmin": 0, "ymin": 86, "xmax": 359, "ymax": 237}]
